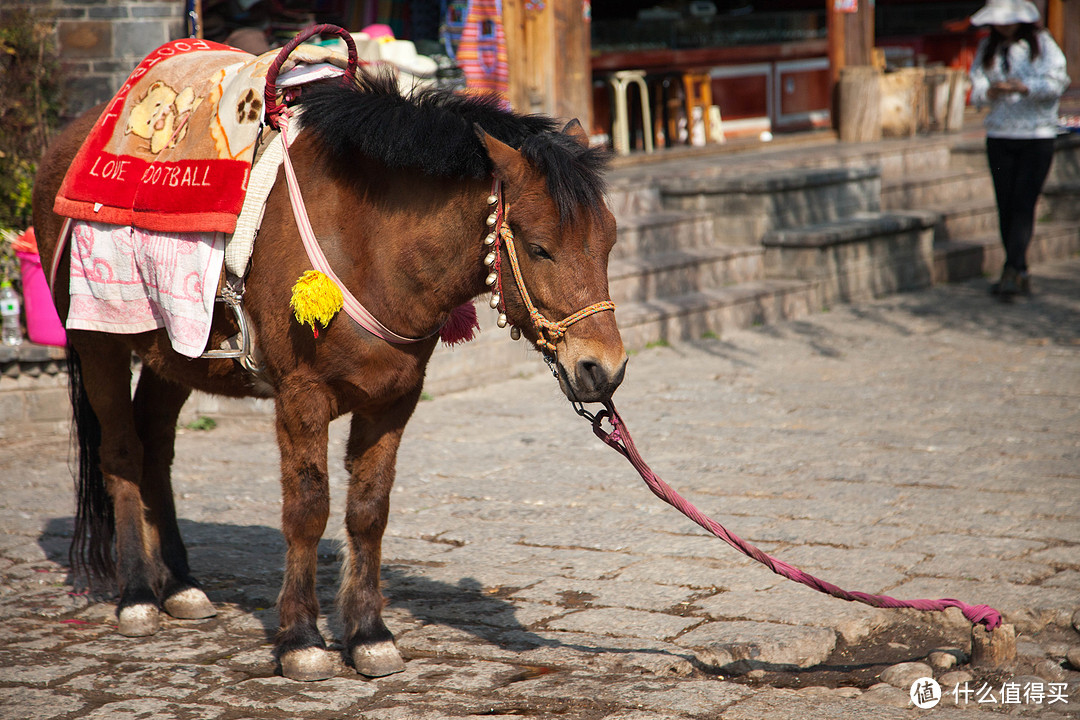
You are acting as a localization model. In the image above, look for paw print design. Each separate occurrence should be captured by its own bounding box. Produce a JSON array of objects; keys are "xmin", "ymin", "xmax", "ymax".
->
[{"xmin": 235, "ymin": 88, "xmax": 263, "ymax": 125}]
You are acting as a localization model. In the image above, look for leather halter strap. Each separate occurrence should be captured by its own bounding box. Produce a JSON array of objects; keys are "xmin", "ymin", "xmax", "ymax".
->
[{"xmin": 490, "ymin": 179, "xmax": 615, "ymax": 353}]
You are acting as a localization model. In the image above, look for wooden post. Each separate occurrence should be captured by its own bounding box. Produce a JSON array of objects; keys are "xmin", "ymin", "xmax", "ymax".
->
[
  {"xmin": 838, "ymin": 66, "xmax": 881, "ymax": 142},
  {"xmin": 828, "ymin": 0, "xmax": 875, "ymax": 78},
  {"xmin": 553, "ymin": 0, "xmax": 590, "ymax": 123},
  {"xmin": 1046, "ymin": 0, "xmax": 1063, "ymax": 42},
  {"xmin": 504, "ymin": 0, "xmax": 591, "ymax": 126},
  {"xmin": 829, "ymin": 0, "xmax": 877, "ymax": 138},
  {"xmin": 1047, "ymin": 0, "xmax": 1080, "ymax": 91},
  {"xmin": 971, "ymin": 623, "xmax": 1017, "ymax": 669}
]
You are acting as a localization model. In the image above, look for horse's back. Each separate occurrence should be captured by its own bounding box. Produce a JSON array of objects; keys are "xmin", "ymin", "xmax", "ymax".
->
[{"xmin": 32, "ymin": 103, "xmax": 105, "ymax": 310}]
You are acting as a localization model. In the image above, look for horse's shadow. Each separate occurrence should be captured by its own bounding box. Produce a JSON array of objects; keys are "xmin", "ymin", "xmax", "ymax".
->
[
  {"xmin": 38, "ymin": 517, "xmax": 688, "ymax": 666},
  {"xmin": 40, "ymin": 517, "xmax": 543, "ymax": 645}
]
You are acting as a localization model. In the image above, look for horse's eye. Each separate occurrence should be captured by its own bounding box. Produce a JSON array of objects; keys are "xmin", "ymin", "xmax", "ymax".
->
[{"xmin": 529, "ymin": 244, "xmax": 553, "ymax": 261}]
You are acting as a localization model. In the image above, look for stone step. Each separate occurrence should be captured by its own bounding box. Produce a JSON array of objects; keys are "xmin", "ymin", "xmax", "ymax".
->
[
  {"xmin": 932, "ymin": 222, "xmax": 1080, "ymax": 284},
  {"xmin": 881, "ymin": 167, "xmax": 993, "ymax": 211},
  {"xmin": 925, "ymin": 197, "xmax": 998, "ymax": 243},
  {"xmin": 428, "ymin": 277, "xmax": 820, "ymax": 390},
  {"xmin": 1040, "ymin": 180, "xmax": 1080, "ymax": 222},
  {"xmin": 611, "ymin": 210, "xmax": 718, "ymax": 259},
  {"xmin": 613, "ymin": 278, "xmax": 819, "ymax": 349},
  {"xmin": 792, "ymin": 137, "xmax": 953, "ymax": 183},
  {"xmin": 762, "ymin": 211, "xmax": 938, "ymax": 306},
  {"xmin": 946, "ymin": 137, "xmax": 988, "ymax": 172},
  {"xmin": 949, "ymin": 133, "xmax": 1080, "ymax": 182},
  {"xmin": 1031, "ymin": 221, "xmax": 1080, "ymax": 262},
  {"xmin": 659, "ymin": 166, "xmax": 882, "ymax": 242},
  {"xmin": 606, "ymin": 180, "xmax": 663, "ymax": 219},
  {"xmin": 424, "ymin": 311, "xmax": 549, "ymax": 397},
  {"xmin": 0, "ymin": 343, "xmax": 69, "ymax": 439},
  {"xmin": 607, "ymin": 246, "xmax": 765, "ymax": 304}
]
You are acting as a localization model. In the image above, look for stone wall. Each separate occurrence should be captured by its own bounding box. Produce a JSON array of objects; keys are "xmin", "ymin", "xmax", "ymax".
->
[{"xmin": 3, "ymin": 0, "xmax": 186, "ymax": 119}]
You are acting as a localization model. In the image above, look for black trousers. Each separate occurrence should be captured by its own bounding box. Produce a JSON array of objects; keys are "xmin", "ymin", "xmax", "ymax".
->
[{"xmin": 986, "ymin": 137, "xmax": 1055, "ymax": 273}]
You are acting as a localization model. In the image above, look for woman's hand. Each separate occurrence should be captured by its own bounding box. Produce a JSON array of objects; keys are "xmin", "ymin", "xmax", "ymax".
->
[{"xmin": 988, "ymin": 79, "xmax": 1029, "ymax": 98}]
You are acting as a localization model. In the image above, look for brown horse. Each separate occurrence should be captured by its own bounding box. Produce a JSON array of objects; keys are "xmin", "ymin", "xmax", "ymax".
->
[{"xmin": 32, "ymin": 71, "xmax": 626, "ymax": 681}]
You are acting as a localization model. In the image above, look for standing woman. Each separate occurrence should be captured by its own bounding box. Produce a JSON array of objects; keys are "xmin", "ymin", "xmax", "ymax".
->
[{"xmin": 968, "ymin": 0, "xmax": 1070, "ymax": 297}]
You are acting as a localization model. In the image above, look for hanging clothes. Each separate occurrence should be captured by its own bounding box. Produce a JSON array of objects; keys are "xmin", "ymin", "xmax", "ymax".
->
[{"xmin": 455, "ymin": 0, "xmax": 509, "ymax": 103}]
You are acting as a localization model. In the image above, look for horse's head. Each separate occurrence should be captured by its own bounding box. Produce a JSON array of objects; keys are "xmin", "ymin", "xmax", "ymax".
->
[{"xmin": 478, "ymin": 121, "xmax": 626, "ymax": 404}]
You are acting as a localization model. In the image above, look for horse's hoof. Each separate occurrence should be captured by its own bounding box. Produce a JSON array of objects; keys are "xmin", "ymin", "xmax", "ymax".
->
[
  {"xmin": 280, "ymin": 647, "xmax": 337, "ymax": 682},
  {"xmin": 163, "ymin": 588, "xmax": 217, "ymax": 619},
  {"xmin": 117, "ymin": 604, "xmax": 160, "ymax": 637},
  {"xmin": 352, "ymin": 640, "xmax": 406, "ymax": 677}
]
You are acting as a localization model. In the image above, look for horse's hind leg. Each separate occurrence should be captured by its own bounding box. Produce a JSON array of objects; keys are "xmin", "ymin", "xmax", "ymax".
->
[
  {"xmin": 338, "ymin": 397, "xmax": 418, "ymax": 677},
  {"xmin": 71, "ymin": 334, "xmax": 161, "ymax": 636},
  {"xmin": 132, "ymin": 366, "xmax": 215, "ymax": 621}
]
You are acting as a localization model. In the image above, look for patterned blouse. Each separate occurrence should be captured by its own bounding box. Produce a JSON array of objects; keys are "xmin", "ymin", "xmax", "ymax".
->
[{"xmin": 969, "ymin": 30, "xmax": 1070, "ymax": 140}]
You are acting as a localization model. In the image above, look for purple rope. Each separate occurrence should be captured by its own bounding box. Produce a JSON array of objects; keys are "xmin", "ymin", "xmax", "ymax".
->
[{"xmin": 591, "ymin": 401, "xmax": 1002, "ymax": 630}]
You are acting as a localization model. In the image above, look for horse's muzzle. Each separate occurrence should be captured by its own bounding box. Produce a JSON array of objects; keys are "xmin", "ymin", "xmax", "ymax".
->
[{"xmin": 560, "ymin": 354, "xmax": 627, "ymax": 404}]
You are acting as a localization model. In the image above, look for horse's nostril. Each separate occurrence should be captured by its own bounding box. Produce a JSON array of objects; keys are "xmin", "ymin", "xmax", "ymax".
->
[
  {"xmin": 577, "ymin": 357, "xmax": 625, "ymax": 396},
  {"xmin": 576, "ymin": 359, "xmax": 603, "ymax": 393}
]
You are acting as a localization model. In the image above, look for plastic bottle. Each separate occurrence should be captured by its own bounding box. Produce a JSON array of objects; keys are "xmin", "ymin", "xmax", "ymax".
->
[{"xmin": 1, "ymin": 280, "xmax": 23, "ymax": 346}]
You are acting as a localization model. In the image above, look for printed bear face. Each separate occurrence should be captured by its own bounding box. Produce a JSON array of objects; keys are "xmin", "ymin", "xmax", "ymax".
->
[{"xmin": 126, "ymin": 81, "xmax": 203, "ymax": 154}]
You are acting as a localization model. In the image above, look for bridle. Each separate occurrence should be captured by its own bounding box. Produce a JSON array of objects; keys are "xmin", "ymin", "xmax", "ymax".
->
[{"xmin": 482, "ymin": 179, "xmax": 615, "ymax": 353}]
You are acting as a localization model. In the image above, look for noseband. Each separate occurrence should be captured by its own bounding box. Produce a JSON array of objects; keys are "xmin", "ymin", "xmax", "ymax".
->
[{"xmin": 482, "ymin": 180, "xmax": 615, "ymax": 353}]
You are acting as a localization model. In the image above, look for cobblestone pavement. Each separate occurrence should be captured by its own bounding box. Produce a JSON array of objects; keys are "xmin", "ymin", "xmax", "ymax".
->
[{"xmin": 2, "ymin": 260, "xmax": 1079, "ymax": 720}]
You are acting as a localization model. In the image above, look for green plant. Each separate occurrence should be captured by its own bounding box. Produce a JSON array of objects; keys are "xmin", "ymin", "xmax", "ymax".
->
[
  {"xmin": 184, "ymin": 416, "xmax": 218, "ymax": 431},
  {"xmin": 0, "ymin": 9, "xmax": 64, "ymax": 233},
  {"xmin": 0, "ymin": 228, "xmax": 18, "ymax": 285}
]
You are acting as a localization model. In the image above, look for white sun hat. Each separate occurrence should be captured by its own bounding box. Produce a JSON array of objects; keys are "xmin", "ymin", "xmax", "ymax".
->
[{"xmin": 970, "ymin": 0, "xmax": 1040, "ymax": 26}]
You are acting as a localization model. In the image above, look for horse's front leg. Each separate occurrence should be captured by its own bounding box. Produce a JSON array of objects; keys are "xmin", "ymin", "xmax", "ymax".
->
[
  {"xmin": 274, "ymin": 385, "xmax": 334, "ymax": 681},
  {"xmin": 338, "ymin": 392, "xmax": 419, "ymax": 677}
]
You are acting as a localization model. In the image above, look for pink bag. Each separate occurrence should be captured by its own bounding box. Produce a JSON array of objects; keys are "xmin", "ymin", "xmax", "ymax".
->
[{"xmin": 17, "ymin": 248, "xmax": 66, "ymax": 347}]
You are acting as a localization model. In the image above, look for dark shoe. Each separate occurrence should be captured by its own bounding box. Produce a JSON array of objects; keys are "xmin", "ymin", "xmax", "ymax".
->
[
  {"xmin": 1018, "ymin": 272, "xmax": 1032, "ymax": 295},
  {"xmin": 994, "ymin": 267, "xmax": 1020, "ymax": 296}
]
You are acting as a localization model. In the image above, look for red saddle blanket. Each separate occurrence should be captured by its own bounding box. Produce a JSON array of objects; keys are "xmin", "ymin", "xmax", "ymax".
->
[{"xmin": 54, "ymin": 39, "xmax": 347, "ymax": 234}]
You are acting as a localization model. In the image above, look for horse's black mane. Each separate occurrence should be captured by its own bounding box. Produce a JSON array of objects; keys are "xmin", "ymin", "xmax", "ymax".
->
[{"xmin": 294, "ymin": 71, "xmax": 610, "ymax": 222}]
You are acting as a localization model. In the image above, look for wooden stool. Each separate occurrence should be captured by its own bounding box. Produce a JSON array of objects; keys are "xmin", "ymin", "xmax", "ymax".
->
[
  {"xmin": 608, "ymin": 70, "xmax": 654, "ymax": 155},
  {"xmin": 682, "ymin": 71, "xmax": 714, "ymax": 144}
]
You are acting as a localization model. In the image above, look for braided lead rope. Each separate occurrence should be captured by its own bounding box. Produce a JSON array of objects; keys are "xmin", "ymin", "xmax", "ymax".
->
[
  {"xmin": 588, "ymin": 400, "xmax": 1003, "ymax": 630},
  {"xmin": 491, "ymin": 181, "xmax": 615, "ymax": 352}
]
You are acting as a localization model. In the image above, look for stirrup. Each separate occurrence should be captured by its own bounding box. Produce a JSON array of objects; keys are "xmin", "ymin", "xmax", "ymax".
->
[{"xmin": 200, "ymin": 274, "xmax": 263, "ymax": 374}]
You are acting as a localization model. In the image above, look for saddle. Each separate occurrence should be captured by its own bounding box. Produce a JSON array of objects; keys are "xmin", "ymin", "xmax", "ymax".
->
[
  {"xmin": 54, "ymin": 29, "xmax": 356, "ymax": 367},
  {"xmin": 55, "ymin": 38, "xmax": 349, "ymax": 234}
]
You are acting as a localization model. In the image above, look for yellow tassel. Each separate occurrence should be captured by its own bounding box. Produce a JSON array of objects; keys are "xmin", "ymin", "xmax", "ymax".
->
[{"xmin": 290, "ymin": 270, "xmax": 343, "ymax": 338}]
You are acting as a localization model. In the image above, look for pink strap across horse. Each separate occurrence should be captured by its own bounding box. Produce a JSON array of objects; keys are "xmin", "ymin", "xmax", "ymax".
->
[{"xmin": 278, "ymin": 110, "xmax": 438, "ymax": 344}]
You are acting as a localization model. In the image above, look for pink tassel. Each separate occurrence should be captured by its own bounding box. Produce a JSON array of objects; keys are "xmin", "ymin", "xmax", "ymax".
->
[{"xmin": 440, "ymin": 302, "xmax": 480, "ymax": 346}]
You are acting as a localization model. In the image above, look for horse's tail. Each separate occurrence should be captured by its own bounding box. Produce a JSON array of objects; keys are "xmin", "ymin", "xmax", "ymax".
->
[{"xmin": 67, "ymin": 344, "xmax": 115, "ymax": 584}]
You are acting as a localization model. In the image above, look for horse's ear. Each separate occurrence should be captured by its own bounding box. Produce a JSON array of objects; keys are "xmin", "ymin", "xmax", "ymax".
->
[
  {"xmin": 474, "ymin": 124, "xmax": 526, "ymax": 182},
  {"xmin": 561, "ymin": 119, "xmax": 589, "ymax": 148}
]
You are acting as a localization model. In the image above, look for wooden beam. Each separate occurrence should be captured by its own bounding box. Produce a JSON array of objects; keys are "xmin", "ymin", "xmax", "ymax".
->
[
  {"xmin": 828, "ymin": 0, "xmax": 875, "ymax": 132},
  {"xmin": 504, "ymin": 0, "xmax": 591, "ymax": 125},
  {"xmin": 1046, "ymin": 0, "xmax": 1063, "ymax": 41},
  {"xmin": 1057, "ymin": 0, "xmax": 1080, "ymax": 90},
  {"xmin": 553, "ymin": 0, "xmax": 590, "ymax": 124}
]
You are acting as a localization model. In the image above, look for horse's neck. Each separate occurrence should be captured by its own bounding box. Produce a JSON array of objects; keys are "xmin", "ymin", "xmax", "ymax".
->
[{"xmin": 342, "ymin": 172, "xmax": 488, "ymax": 337}]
